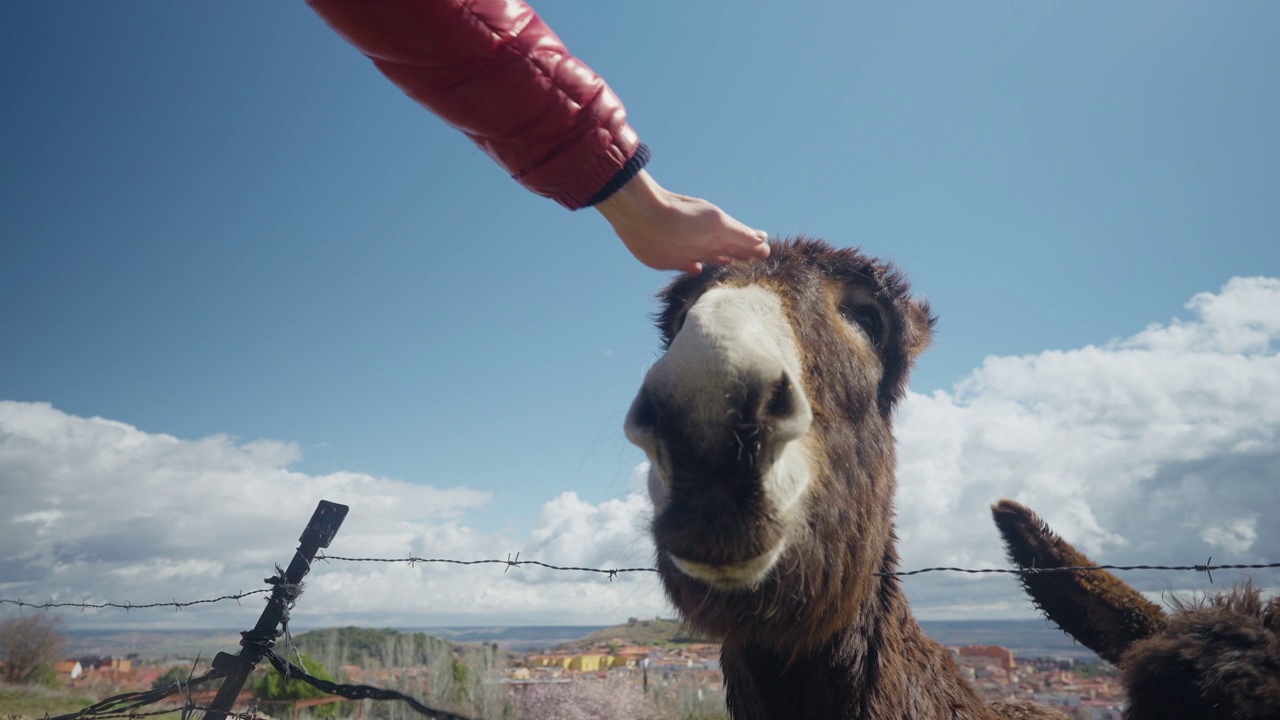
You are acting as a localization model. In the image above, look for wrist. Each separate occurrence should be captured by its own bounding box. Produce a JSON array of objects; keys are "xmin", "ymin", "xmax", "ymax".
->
[{"xmin": 595, "ymin": 170, "xmax": 667, "ymax": 228}]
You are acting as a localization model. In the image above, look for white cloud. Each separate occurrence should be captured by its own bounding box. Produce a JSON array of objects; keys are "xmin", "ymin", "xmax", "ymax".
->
[
  {"xmin": 1199, "ymin": 516, "xmax": 1258, "ymax": 555},
  {"xmin": 0, "ymin": 402, "xmax": 667, "ymax": 629},
  {"xmin": 524, "ymin": 491, "xmax": 654, "ymax": 571},
  {"xmin": 895, "ymin": 276, "xmax": 1280, "ymax": 617}
]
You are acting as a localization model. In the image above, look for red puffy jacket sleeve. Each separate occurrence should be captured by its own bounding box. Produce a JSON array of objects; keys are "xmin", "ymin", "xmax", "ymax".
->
[{"xmin": 307, "ymin": 0, "xmax": 649, "ymax": 210}]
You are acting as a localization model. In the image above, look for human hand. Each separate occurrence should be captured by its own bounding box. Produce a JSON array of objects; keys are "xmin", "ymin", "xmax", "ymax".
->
[{"xmin": 595, "ymin": 171, "xmax": 770, "ymax": 274}]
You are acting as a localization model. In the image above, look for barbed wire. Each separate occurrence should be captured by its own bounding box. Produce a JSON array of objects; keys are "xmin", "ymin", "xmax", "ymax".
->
[
  {"xmin": 0, "ymin": 589, "xmax": 271, "ymax": 613},
  {"xmin": 316, "ymin": 551, "xmax": 659, "ymax": 578},
  {"xmin": 315, "ymin": 552, "xmax": 1280, "ymax": 582},
  {"xmin": 253, "ymin": 643, "xmax": 472, "ymax": 720},
  {"xmin": 44, "ymin": 668, "xmax": 226, "ymax": 720},
  {"xmin": 3, "ymin": 556, "xmax": 1276, "ymax": 616},
  {"xmin": 49, "ymin": 705, "xmax": 265, "ymax": 720},
  {"xmin": 884, "ymin": 561, "xmax": 1280, "ymax": 582}
]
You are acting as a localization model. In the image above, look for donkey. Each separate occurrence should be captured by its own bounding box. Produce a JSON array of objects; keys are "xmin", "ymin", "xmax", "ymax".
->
[
  {"xmin": 993, "ymin": 499, "xmax": 1280, "ymax": 720},
  {"xmin": 625, "ymin": 237, "xmax": 1064, "ymax": 720}
]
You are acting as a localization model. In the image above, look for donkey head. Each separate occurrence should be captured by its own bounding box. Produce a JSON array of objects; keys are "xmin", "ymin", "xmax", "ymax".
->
[{"xmin": 626, "ymin": 237, "xmax": 934, "ymax": 649}]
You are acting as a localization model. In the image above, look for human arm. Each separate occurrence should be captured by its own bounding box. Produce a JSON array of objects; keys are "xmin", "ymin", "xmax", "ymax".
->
[
  {"xmin": 305, "ymin": 0, "xmax": 638, "ymax": 209},
  {"xmin": 306, "ymin": 0, "xmax": 768, "ymax": 271}
]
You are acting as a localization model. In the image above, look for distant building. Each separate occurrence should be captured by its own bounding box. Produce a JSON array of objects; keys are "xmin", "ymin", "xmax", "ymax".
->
[
  {"xmin": 567, "ymin": 654, "xmax": 606, "ymax": 672},
  {"xmin": 610, "ymin": 646, "xmax": 650, "ymax": 669},
  {"xmin": 76, "ymin": 656, "xmax": 133, "ymax": 674},
  {"xmin": 1033, "ymin": 692, "xmax": 1082, "ymax": 710},
  {"xmin": 526, "ymin": 653, "xmax": 610, "ymax": 672},
  {"xmin": 54, "ymin": 660, "xmax": 83, "ymax": 680},
  {"xmin": 958, "ymin": 645, "xmax": 1016, "ymax": 672},
  {"xmin": 1077, "ymin": 700, "xmax": 1125, "ymax": 720},
  {"xmin": 1026, "ymin": 656, "xmax": 1073, "ymax": 672},
  {"xmin": 527, "ymin": 653, "xmax": 571, "ymax": 669}
]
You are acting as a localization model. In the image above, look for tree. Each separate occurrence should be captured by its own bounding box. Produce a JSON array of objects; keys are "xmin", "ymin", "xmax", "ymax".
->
[
  {"xmin": 518, "ymin": 678, "xmax": 659, "ymax": 720},
  {"xmin": 0, "ymin": 614, "xmax": 66, "ymax": 684},
  {"xmin": 152, "ymin": 663, "xmax": 202, "ymax": 690},
  {"xmin": 253, "ymin": 652, "xmax": 339, "ymax": 718}
]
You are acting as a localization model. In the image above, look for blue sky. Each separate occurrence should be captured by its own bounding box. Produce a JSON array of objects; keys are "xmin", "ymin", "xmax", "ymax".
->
[{"xmin": 2, "ymin": 2, "xmax": 1278, "ymax": 627}]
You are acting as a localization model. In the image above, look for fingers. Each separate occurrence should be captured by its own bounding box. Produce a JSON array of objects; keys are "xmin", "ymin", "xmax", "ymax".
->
[
  {"xmin": 721, "ymin": 216, "xmax": 770, "ymax": 253},
  {"xmin": 597, "ymin": 172, "xmax": 770, "ymax": 273},
  {"xmin": 700, "ymin": 239, "xmax": 766, "ymax": 269},
  {"xmin": 653, "ymin": 216, "xmax": 770, "ymax": 273},
  {"xmin": 712, "ymin": 226, "xmax": 770, "ymax": 263}
]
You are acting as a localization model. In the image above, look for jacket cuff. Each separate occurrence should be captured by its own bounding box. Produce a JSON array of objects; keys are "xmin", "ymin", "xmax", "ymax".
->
[{"xmin": 583, "ymin": 144, "xmax": 652, "ymax": 208}]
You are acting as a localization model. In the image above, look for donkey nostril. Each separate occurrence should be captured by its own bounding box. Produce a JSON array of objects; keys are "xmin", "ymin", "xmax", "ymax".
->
[
  {"xmin": 757, "ymin": 372, "xmax": 812, "ymax": 447},
  {"xmin": 629, "ymin": 389, "xmax": 658, "ymax": 430},
  {"xmin": 625, "ymin": 389, "xmax": 665, "ymax": 454},
  {"xmin": 763, "ymin": 374, "xmax": 796, "ymax": 420}
]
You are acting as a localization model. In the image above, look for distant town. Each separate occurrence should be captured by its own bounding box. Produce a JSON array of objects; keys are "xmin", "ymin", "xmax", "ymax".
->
[
  {"xmin": 505, "ymin": 631, "xmax": 1123, "ymax": 719},
  {"xmin": 12, "ymin": 617, "xmax": 1131, "ymax": 717}
]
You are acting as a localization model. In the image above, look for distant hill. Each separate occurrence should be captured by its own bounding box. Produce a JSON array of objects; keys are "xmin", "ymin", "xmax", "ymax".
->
[
  {"xmin": 286, "ymin": 626, "xmax": 517, "ymax": 672},
  {"xmin": 559, "ymin": 617, "xmax": 712, "ymax": 651},
  {"xmin": 409, "ymin": 625, "xmax": 608, "ymax": 652},
  {"xmin": 64, "ymin": 629, "xmax": 242, "ymax": 659}
]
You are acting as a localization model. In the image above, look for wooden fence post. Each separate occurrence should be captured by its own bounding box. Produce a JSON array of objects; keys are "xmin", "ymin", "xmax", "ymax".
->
[{"xmin": 205, "ymin": 499, "xmax": 349, "ymax": 720}]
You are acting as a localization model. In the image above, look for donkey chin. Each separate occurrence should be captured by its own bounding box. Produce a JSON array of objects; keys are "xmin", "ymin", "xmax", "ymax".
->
[{"xmin": 644, "ymin": 438, "xmax": 815, "ymax": 591}]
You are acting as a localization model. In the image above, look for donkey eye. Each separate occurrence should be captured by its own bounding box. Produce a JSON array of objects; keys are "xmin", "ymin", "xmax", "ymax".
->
[
  {"xmin": 669, "ymin": 307, "xmax": 690, "ymax": 337},
  {"xmin": 660, "ymin": 306, "xmax": 691, "ymax": 349},
  {"xmin": 840, "ymin": 304, "xmax": 884, "ymax": 345}
]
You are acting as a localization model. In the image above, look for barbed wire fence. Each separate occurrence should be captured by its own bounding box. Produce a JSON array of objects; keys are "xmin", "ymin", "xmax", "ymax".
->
[
  {"xmin": 6, "ymin": 558, "xmax": 1277, "ymax": 615},
  {"xmin": 2, "ymin": 499, "xmax": 1277, "ymax": 720},
  {"xmin": 315, "ymin": 552, "xmax": 1280, "ymax": 582},
  {"xmin": 0, "ymin": 501, "xmax": 474, "ymax": 720}
]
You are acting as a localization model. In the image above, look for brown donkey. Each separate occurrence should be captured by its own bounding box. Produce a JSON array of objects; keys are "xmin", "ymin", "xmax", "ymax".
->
[
  {"xmin": 994, "ymin": 499, "xmax": 1280, "ymax": 720},
  {"xmin": 626, "ymin": 238, "xmax": 1063, "ymax": 720}
]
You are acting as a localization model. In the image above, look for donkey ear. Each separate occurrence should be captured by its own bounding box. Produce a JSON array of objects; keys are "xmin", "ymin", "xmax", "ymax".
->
[
  {"xmin": 991, "ymin": 499, "xmax": 1167, "ymax": 664},
  {"xmin": 904, "ymin": 298, "xmax": 936, "ymax": 359}
]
